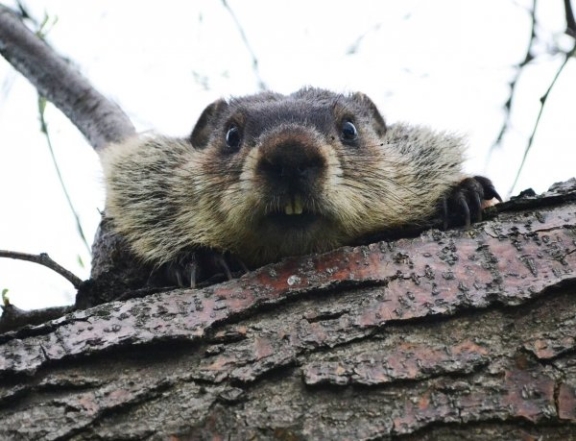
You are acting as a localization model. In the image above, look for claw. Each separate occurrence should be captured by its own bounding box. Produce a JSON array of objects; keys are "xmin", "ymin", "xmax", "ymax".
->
[
  {"xmin": 215, "ymin": 255, "xmax": 233, "ymax": 280},
  {"xmin": 442, "ymin": 196, "xmax": 449, "ymax": 230},
  {"xmin": 175, "ymin": 270, "xmax": 184, "ymax": 287},
  {"xmin": 472, "ymin": 192, "xmax": 483, "ymax": 222},
  {"xmin": 473, "ymin": 175, "xmax": 503, "ymax": 202},
  {"xmin": 189, "ymin": 265, "xmax": 197, "ymax": 289},
  {"xmin": 238, "ymin": 259, "xmax": 250, "ymax": 274},
  {"xmin": 442, "ymin": 175, "xmax": 500, "ymax": 229},
  {"xmin": 458, "ymin": 194, "xmax": 471, "ymax": 228}
]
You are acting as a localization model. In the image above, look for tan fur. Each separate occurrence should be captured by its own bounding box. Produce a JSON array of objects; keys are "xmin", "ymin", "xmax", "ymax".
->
[{"xmin": 100, "ymin": 89, "xmax": 467, "ymax": 269}]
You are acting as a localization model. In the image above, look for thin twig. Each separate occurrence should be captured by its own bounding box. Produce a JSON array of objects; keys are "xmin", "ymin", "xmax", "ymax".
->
[
  {"xmin": 508, "ymin": 43, "xmax": 576, "ymax": 197},
  {"xmin": 485, "ymin": 0, "xmax": 538, "ymax": 169},
  {"xmin": 346, "ymin": 23, "xmax": 382, "ymax": 55},
  {"xmin": 0, "ymin": 250, "xmax": 83, "ymax": 289},
  {"xmin": 38, "ymin": 95, "xmax": 91, "ymax": 255},
  {"xmin": 220, "ymin": 0, "xmax": 267, "ymax": 91}
]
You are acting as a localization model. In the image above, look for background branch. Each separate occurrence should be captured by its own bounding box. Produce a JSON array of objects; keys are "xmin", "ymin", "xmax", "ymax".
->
[
  {"xmin": 0, "ymin": 5, "xmax": 135, "ymax": 149},
  {"xmin": 486, "ymin": 0, "xmax": 575, "ymax": 197},
  {"xmin": 0, "ymin": 250, "xmax": 83, "ymax": 288},
  {"xmin": 508, "ymin": 44, "xmax": 576, "ymax": 197},
  {"xmin": 221, "ymin": 0, "xmax": 267, "ymax": 92},
  {"xmin": 37, "ymin": 95, "xmax": 91, "ymax": 255},
  {"xmin": 486, "ymin": 0, "xmax": 537, "ymax": 172},
  {"xmin": 565, "ymin": 0, "xmax": 576, "ymax": 38}
]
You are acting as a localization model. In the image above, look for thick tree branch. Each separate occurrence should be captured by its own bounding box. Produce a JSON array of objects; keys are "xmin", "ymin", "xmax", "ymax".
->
[
  {"xmin": 0, "ymin": 5, "xmax": 135, "ymax": 149},
  {"xmin": 5, "ymin": 193, "xmax": 576, "ymax": 374},
  {"xmin": 1, "ymin": 181, "xmax": 576, "ymax": 439}
]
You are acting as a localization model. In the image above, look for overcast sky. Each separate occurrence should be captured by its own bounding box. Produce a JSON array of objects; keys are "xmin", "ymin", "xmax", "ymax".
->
[{"xmin": 1, "ymin": 0, "xmax": 575, "ymax": 310}]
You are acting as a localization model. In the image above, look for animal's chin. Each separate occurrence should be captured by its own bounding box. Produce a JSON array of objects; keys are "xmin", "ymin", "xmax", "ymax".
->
[{"xmin": 239, "ymin": 211, "xmax": 344, "ymax": 266}]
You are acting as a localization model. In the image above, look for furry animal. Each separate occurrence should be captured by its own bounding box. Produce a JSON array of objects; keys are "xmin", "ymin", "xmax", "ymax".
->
[{"xmin": 100, "ymin": 88, "xmax": 501, "ymax": 286}]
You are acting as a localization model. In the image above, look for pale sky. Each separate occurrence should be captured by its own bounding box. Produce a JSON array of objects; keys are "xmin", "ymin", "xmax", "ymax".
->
[{"xmin": 1, "ymin": 0, "xmax": 575, "ymax": 310}]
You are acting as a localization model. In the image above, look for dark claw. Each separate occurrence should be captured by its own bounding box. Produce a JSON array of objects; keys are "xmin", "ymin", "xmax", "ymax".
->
[
  {"xmin": 442, "ymin": 196, "xmax": 449, "ymax": 230},
  {"xmin": 441, "ymin": 175, "xmax": 501, "ymax": 229},
  {"xmin": 470, "ymin": 191, "xmax": 483, "ymax": 223},
  {"xmin": 472, "ymin": 175, "xmax": 503, "ymax": 203},
  {"xmin": 164, "ymin": 256, "xmax": 199, "ymax": 288},
  {"xmin": 160, "ymin": 248, "xmax": 249, "ymax": 288},
  {"xmin": 214, "ymin": 254, "xmax": 233, "ymax": 280},
  {"xmin": 457, "ymin": 193, "xmax": 471, "ymax": 227},
  {"xmin": 189, "ymin": 265, "xmax": 198, "ymax": 289}
]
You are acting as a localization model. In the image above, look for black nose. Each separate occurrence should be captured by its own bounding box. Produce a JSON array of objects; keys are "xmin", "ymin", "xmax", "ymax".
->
[{"xmin": 259, "ymin": 141, "xmax": 325, "ymax": 184}]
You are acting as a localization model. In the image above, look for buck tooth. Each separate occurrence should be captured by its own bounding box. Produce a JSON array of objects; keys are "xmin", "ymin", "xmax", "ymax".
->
[
  {"xmin": 293, "ymin": 196, "xmax": 304, "ymax": 215},
  {"xmin": 285, "ymin": 204, "xmax": 294, "ymax": 215}
]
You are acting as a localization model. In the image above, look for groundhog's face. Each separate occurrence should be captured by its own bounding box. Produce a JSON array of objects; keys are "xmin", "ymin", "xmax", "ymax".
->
[
  {"xmin": 103, "ymin": 87, "xmax": 466, "ymax": 271},
  {"xmin": 189, "ymin": 88, "xmax": 405, "ymax": 266}
]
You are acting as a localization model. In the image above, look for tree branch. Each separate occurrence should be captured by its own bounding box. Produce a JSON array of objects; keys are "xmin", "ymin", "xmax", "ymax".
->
[
  {"xmin": 1, "ymin": 182, "xmax": 576, "ymax": 438},
  {"xmin": 0, "ymin": 291, "xmax": 72, "ymax": 334},
  {"xmin": 565, "ymin": 0, "xmax": 576, "ymax": 38},
  {"xmin": 508, "ymin": 43, "xmax": 576, "ymax": 197},
  {"xmin": 37, "ymin": 95, "xmax": 92, "ymax": 255},
  {"xmin": 0, "ymin": 250, "xmax": 83, "ymax": 288},
  {"xmin": 221, "ymin": 0, "xmax": 267, "ymax": 92},
  {"xmin": 0, "ymin": 5, "xmax": 135, "ymax": 149},
  {"xmin": 486, "ymin": 0, "xmax": 537, "ymax": 171}
]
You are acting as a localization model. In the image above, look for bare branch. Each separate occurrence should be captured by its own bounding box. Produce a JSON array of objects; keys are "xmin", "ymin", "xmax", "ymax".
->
[
  {"xmin": 565, "ymin": 0, "xmax": 576, "ymax": 38},
  {"xmin": 486, "ymin": 0, "xmax": 538, "ymax": 169},
  {"xmin": 486, "ymin": 0, "xmax": 575, "ymax": 197},
  {"xmin": 346, "ymin": 23, "xmax": 382, "ymax": 55},
  {"xmin": 220, "ymin": 0, "xmax": 267, "ymax": 91},
  {"xmin": 508, "ymin": 43, "xmax": 576, "ymax": 197},
  {"xmin": 0, "ymin": 5, "xmax": 135, "ymax": 149},
  {"xmin": 0, "ymin": 250, "xmax": 83, "ymax": 289},
  {"xmin": 0, "ymin": 296, "xmax": 72, "ymax": 334}
]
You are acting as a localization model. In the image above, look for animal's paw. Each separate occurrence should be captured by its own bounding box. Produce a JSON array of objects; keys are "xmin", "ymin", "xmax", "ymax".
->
[
  {"xmin": 442, "ymin": 175, "xmax": 502, "ymax": 229},
  {"xmin": 161, "ymin": 249, "xmax": 248, "ymax": 288}
]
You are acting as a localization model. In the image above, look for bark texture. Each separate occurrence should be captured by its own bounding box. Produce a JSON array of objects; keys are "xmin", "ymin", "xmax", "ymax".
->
[
  {"xmin": 1, "ymin": 181, "xmax": 576, "ymax": 440},
  {"xmin": 2, "ymin": 4, "xmax": 576, "ymax": 439}
]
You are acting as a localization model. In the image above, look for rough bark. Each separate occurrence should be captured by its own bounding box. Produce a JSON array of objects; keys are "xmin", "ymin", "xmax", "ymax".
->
[
  {"xmin": 2, "ymin": 4, "xmax": 576, "ymax": 439},
  {"xmin": 1, "ymin": 181, "xmax": 576, "ymax": 440}
]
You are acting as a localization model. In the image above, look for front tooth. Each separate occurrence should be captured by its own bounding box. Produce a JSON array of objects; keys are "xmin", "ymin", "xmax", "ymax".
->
[
  {"xmin": 293, "ymin": 196, "xmax": 303, "ymax": 215},
  {"xmin": 285, "ymin": 204, "xmax": 294, "ymax": 215}
]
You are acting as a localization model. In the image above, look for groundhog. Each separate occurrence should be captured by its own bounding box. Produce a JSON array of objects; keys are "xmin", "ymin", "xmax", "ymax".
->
[{"xmin": 100, "ymin": 88, "xmax": 501, "ymax": 286}]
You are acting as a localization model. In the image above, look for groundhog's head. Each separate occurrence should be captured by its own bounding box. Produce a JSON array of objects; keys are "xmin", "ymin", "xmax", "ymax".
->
[{"xmin": 184, "ymin": 87, "xmax": 422, "ymax": 266}]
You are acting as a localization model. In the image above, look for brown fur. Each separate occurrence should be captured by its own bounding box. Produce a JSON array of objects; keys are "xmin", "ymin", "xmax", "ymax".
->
[{"xmin": 101, "ymin": 88, "xmax": 469, "ymax": 270}]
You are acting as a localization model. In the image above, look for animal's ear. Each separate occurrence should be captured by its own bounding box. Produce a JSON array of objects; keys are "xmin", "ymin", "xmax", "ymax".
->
[
  {"xmin": 190, "ymin": 99, "xmax": 229, "ymax": 148},
  {"xmin": 352, "ymin": 92, "xmax": 387, "ymax": 138}
]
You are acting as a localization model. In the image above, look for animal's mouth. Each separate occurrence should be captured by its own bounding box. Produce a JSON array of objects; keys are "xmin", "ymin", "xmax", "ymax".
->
[
  {"xmin": 263, "ymin": 195, "xmax": 319, "ymax": 229},
  {"xmin": 282, "ymin": 194, "xmax": 306, "ymax": 216},
  {"xmin": 265, "ymin": 212, "xmax": 318, "ymax": 229}
]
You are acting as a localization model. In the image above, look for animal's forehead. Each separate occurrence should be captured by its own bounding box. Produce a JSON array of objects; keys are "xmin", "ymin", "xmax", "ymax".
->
[
  {"xmin": 233, "ymin": 93, "xmax": 334, "ymax": 111},
  {"xmin": 246, "ymin": 98, "xmax": 333, "ymax": 117},
  {"xmin": 238, "ymin": 99, "xmax": 336, "ymax": 134},
  {"xmin": 226, "ymin": 93, "xmax": 358, "ymax": 134}
]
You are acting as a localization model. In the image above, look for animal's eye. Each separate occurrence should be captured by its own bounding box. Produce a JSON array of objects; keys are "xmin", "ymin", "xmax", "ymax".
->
[
  {"xmin": 225, "ymin": 126, "xmax": 242, "ymax": 150},
  {"xmin": 341, "ymin": 121, "xmax": 358, "ymax": 142}
]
